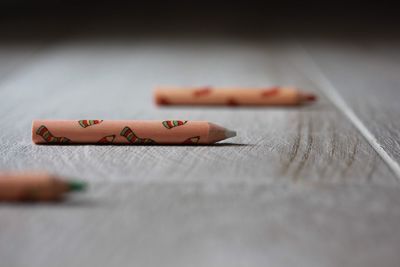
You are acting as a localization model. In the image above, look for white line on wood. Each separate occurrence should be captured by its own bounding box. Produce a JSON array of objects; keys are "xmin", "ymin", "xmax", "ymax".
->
[{"xmin": 297, "ymin": 46, "xmax": 400, "ymax": 181}]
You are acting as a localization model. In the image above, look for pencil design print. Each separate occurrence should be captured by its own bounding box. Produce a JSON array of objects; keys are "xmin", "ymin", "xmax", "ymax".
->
[
  {"xmin": 32, "ymin": 120, "xmax": 236, "ymax": 145},
  {"xmin": 120, "ymin": 127, "xmax": 156, "ymax": 144},
  {"xmin": 227, "ymin": 98, "xmax": 239, "ymax": 106},
  {"xmin": 97, "ymin": 135, "xmax": 116, "ymax": 144},
  {"xmin": 260, "ymin": 87, "xmax": 280, "ymax": 97},
  {"xmin": 78, "ymin": 120, "xmax": 103, "ymax": 128},
  {"xmin": 36, "ymin": 125, "xmax": 71, "ymax": 144},
  {"xmin": 157, "ymin": 97, "xmax": 170, "ymax": 105},
  {"xmin": 162, "ymin": 120, "xmax": 188, "ymax": 129},
  {"xmin": 193, "ymin": 87, "xmax": 212, "ymax": 97},
  {"xmin": 182, "ymin": 136, "xmax": 200, "ymax": 144}
]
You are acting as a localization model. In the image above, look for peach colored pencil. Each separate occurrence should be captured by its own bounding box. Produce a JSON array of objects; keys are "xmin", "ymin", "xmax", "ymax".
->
[
  {"xmin": 154, "ymin": 86, "xmax": 317, "ymax": 106},
  {"xmin": 32, "ymin": 120, "xmax": 236, "ymax": 145},
  {"xmin": 0, "ymin": 172, "xmax": 86, "ymax": 202}
]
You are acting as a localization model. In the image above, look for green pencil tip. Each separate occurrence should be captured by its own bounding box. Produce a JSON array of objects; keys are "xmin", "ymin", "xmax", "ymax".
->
[{"xmin": 68, "ymin": 180, "xmax": 88, "ymax": 192}]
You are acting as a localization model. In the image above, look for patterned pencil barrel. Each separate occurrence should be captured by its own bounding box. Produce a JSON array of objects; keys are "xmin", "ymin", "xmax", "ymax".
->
[
  {"xmin": 32, "ymin": 120, "xmax": 236, "ymax": 145},
  {"xmin": 154, "ymin": 86, "xmax": 316, "ymax": 106}
]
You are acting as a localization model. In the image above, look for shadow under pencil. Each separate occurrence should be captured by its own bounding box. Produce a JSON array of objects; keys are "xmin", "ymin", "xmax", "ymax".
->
[{"xmin": 34, "ymin": 143, "xmax": 252, "ymax": 147}]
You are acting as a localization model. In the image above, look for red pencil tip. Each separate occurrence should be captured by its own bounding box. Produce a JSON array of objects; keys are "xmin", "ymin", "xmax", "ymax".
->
[
  {"xmin": 307, "ymin": 95, "xmax": 316, "ymax": 101},
  {"xmin": 305, "ymin": 94, "xmax": 317, "ymax": 102}
]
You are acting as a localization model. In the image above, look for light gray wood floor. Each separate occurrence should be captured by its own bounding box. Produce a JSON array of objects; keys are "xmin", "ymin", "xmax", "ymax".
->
[
  {"xmin": 301, "ymin": 40, "xmax": 400, "ymax": 174},
  {"xmin": 0, "ymin": 36, "xmax": 399, "ymax": 267}
]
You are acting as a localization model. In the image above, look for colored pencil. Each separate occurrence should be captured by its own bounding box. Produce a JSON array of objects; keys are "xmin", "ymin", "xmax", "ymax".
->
[
  {"xmin": 0, "ymin": 172, "xmax": 86, "ymax": 202},
  {"xmin": 154, "ymin": 86, "xmax": 317, "ymax": 106},
  {"xmin": 32, "ymin": 120, "xmax": 236, "ymax": 145}
]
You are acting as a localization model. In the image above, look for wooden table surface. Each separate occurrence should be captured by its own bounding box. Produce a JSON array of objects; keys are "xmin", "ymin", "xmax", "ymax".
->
[{"xmin": 1, "ymin": 31, "xmax": 400, "ymax": 267}]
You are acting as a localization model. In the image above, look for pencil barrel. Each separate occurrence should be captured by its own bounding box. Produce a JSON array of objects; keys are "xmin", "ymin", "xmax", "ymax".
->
[
  {"xmin": 32, "ymin": 120, "xmax": 218, "ymax": 145},
  {"xmin": 0, "ymin": 172, "xmax": 68, "ymax": 201},
  {"xmin": 154, "ymin": 87, "xmax": 301, "ymax": 106}
]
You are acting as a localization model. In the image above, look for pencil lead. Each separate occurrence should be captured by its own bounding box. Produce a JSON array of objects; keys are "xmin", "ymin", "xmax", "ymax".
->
[
  {"xmin": 225, "ymin": 129, "xmax": 237, "ymax": 138},
  {"xmin": 67, "ymin": 180, "xmax": 88, "ymax": 192}
]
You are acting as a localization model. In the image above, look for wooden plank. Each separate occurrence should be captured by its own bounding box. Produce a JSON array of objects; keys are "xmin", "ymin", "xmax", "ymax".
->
[
  {"xmin": 0, "ymin": 39, "xmax": 398, "ymax": 267},
  {"xmin": 1, "ymin": 183, "xmax": 400, "ymax": 267},
  {"xmin": 298, "ymin": 40, "xmax": 400, "ymax": 177},
  {"xmin": 0, "ymin": 40, "xmax": 393, "ymax": 184}
]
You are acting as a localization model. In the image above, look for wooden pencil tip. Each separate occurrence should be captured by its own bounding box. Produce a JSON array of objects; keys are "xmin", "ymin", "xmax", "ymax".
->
[{"xmin": 225, "ymin": 129, "xmax": 237, "ymax": 138}]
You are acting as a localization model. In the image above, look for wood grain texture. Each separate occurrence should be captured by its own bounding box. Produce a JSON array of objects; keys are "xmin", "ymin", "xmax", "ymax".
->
[
  {"xmin": 0, "ymin": 38, "xmax": 399, "ymax": 267},
  {"xmin": 300, "ymin": 40, "xmax": 400, "ymax": 175},
  {"xmin": 1, "ymin": 183, "xmax": 400, "ymax": 267}
]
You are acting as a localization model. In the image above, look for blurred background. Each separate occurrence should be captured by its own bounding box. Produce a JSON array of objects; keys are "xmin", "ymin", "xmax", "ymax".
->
[{"xmin": 1, "ymin": 0, "xmax": 399, "ymax": 40}]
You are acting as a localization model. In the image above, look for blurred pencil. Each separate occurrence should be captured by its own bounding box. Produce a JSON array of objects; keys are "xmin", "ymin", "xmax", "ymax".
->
[
  {"xmin": 154, "ymin": 86, "xmax": 317, "ymax": 106},
  {"xmin": 0, "ymin": 172, "xmax": 86, "ymax": 202}
]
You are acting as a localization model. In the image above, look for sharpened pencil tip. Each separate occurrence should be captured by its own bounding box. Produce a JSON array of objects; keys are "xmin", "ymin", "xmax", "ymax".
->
[
  {"xmin": 225, "ymin": 129, "xmax": 237, "ymax": 138},
  {"xmin": 67, "ymin": 180, "xmax": 88, "ymax": 192}
]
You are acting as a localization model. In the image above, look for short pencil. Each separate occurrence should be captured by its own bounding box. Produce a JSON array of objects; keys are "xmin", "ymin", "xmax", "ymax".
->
[
  {"xmin": 154, "ymin": 86, "xmax": 316, "ymax": 106},
  {"xmin": 32, "ymin": 120, "xmax": 236, "ymax": 145},
  {"xmin": 0, "ymin": 172, "xmax": 86, "ymax": 202}
]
